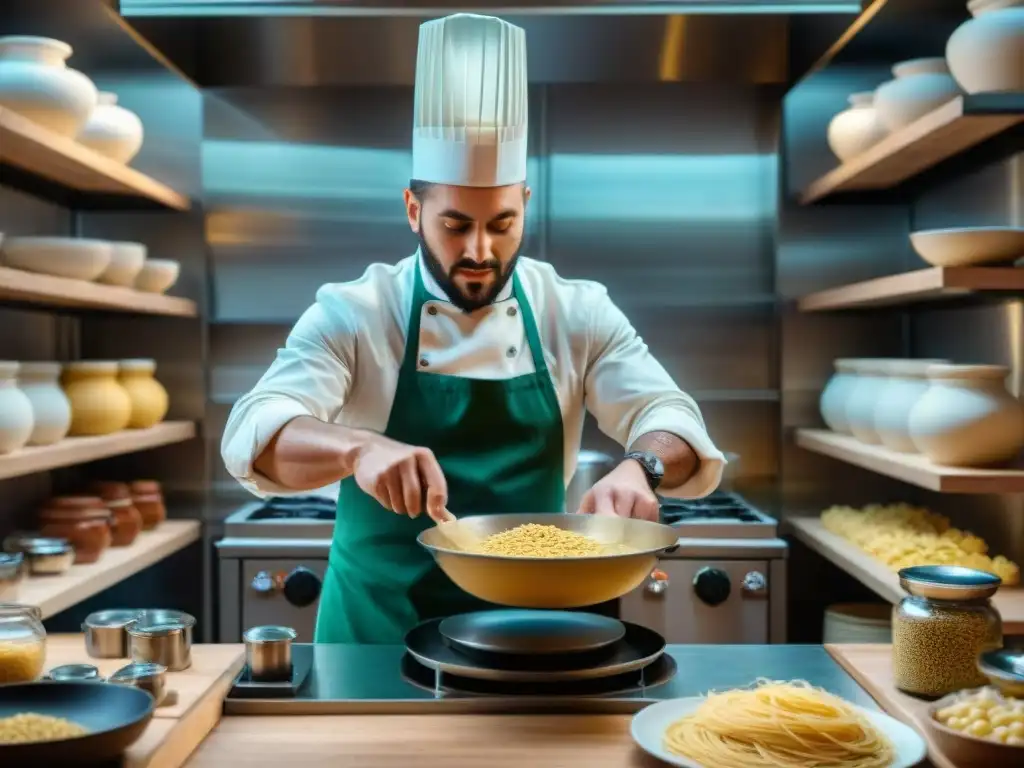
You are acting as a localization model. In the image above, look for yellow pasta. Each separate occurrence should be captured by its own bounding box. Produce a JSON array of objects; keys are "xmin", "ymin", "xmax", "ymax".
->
[
  {"xmin": 663, "ymin": 680, "xmax": 895, "ymax": 768},
  {"xmin": 477, "ymin": 524, "xmax": 606, "ymax": 557},
  {"xmin": 0, "ymin": 713, "xmax": 88, "ymax": 744}
]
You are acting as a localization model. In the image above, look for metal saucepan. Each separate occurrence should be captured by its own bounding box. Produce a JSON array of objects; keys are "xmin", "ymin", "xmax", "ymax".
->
[
  {"xmin": 0, "ymin": 681, "xmax": 153, "ymax": 764},
  {"xmin": 417, "ymin": 513, "xmax": 679, "ymax": 608}
]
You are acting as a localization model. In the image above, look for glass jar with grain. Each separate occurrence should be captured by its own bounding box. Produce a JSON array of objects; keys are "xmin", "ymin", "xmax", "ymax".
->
[
  {"xmin": 0, "ymin": 603, "xmax": 46, "ymax": 683},
  {"xmin": 893, "ymin": 565, "xmax": 1003, "ymax": 698}
]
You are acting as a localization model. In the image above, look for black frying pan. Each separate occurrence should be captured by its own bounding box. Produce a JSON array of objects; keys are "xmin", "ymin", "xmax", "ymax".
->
[{"xmin": 0, "ymin": 681, "xmax": 153, "ymax": 765}]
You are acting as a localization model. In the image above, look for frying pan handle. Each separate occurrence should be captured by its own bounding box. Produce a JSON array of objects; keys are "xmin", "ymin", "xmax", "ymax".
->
[{"xmin": 661, "ymin": 543, "xmax": 680, "ymax": 555}]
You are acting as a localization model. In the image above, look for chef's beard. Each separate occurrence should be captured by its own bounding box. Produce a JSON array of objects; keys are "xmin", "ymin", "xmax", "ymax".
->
[{"xmin": 419, "ymin": 229, "xmax": 522, "ymax": 313}]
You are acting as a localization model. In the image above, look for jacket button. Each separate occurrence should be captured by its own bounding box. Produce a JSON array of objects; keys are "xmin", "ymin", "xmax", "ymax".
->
[
  {"xmin": 507, "ymin": 306, "xmax": 517, "ymax": 317},
  {"xmin": 427, "ymin": 305, "xmax": 438, "ymax": 316},
  {"xmin": 506, "ymin": 346, "xmax": 517, "ymax": 358},
  {"xmin": 419, "ymin": 357, "xmax": 429, "ymax": 367}
]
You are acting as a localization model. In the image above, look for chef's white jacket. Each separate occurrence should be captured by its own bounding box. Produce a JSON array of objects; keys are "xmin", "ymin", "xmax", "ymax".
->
[{"xmin": 221, "ymin": 251, "xmax": 726, "ymax": 500}]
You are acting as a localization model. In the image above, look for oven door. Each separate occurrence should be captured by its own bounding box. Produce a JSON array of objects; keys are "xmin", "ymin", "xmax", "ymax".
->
[
  {"xmin": 619, "ymin": 559, "xmax": 769, "ymax": 644},
  {"xmin": 241, "ymin": 559, "xmax": 327, "ymax": 643}
]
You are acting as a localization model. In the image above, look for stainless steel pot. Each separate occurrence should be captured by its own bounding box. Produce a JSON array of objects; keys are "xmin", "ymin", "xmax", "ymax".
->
[
  {"xmin": 243, "ymin": 625, "xmax": 297, "ymax": 682},
  {"xmin": 563, "ymin": 451, "xmax": 616, "ymax": 513},
  {"xmin": 417, "ymin": 513, "xmax": 679, "ymax": 608}
]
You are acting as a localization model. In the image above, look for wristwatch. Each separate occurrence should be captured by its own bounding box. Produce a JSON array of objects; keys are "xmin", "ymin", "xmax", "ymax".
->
[{"xmin": 623, "ymin": 451, "xmax": 664, "ymax": 491}]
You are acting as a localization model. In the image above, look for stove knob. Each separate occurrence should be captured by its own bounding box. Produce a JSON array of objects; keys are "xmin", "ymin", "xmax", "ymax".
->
[
  {"xmin": 251, "ymin": 570, "xmax": 275, "ymax": 594},
  {"xmin": 283, "ymin": 566, "xmax": 322, "ymax": 607},
  {"xmin": 742, "ymin": 571, "xmax": 767, "ymax": 597},
  {"xmin": 693, "ymin": 567, "xmax": 731, "ymax": 606}
]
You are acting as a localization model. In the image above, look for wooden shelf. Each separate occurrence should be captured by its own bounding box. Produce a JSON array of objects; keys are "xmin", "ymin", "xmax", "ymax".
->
[
  {"xmin": 797, "ymin": 266, "xmax": 1024, "ymax": 311},
  {"xmin": 15, "ymin": 520, "xmax": 201, "ymax": 619},
  {"xmin": 800, "ymin": 95, "xmax": 1024, "ymax": 204},
  {"xmin": 0, "ymin": 106, "xmax": 190, "ymax": 211},
  {"xmin": 0, "ymin": 421, "xmax": 196, "ymax": 481},
  {"xmin": 796, "ymin": 429, "xmax": 1024, "ymax": 493},
  {"xmin": 790, "ymin": 517, "xmax": 1024, "ymax": 634},
  {"xmin": 0, "ymin": 266, "xmax": 197, "ymax": 317}
]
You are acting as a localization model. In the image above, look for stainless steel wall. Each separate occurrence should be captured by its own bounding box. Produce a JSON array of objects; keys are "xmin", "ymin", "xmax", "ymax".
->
[{"xmin": 204, "ymin": 82, "xmax": 782, "ymax": 506}]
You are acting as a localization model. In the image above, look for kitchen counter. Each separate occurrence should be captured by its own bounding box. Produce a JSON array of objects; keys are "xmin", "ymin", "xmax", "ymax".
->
[
  {"xmin": 186, "ymin": 643, "xmax": 901, "ymax": 767},
  {"xmin": 43, "ymin": 635, "xmax": 244, "ymax": 768}
]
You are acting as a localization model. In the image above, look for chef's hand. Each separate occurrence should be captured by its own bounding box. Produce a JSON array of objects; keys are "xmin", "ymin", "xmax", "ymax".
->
[
  {"xmin": 352, "ymin": 433, "xmax": 453, "ymax": 523},
  {"xmin": 577, "ymin": 460, "xmax": 659, "ymax": 521}
]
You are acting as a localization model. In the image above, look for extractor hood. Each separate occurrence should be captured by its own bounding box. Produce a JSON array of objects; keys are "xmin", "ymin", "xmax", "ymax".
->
[
  {"xmin": 120, "ymin": 0, "xmax": 863, "ymax": 16},
  {"xmin": 117, "ymin": 1, "xmax": 864, "ymax": 87}
]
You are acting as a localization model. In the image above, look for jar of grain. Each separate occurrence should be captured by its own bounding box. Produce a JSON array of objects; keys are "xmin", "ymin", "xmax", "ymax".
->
[
  {"xmin": 893, "ymin": 565, "xmax": 1003, "ymax": 698},
  {"xmin": 0, "ymin": 603, "xmax": 46, "ymax": 683}
]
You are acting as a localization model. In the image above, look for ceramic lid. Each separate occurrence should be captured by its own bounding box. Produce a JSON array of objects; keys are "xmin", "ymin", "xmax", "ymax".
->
[
  {"xmin": 0, "ymin": 361, "xmax": 19, "ymax": 379},
  {"xmin": 886, "ymin": 359, "xmax": 949, "ymax": 378},
  {"xmin": 119, "ymin": 359, "xmax": 156, "ymax": 373},
  {"xmin": 17, "ymin": 361, "xmax": 62, "ymax": 378},
  {"xmin": 411, "ymin": 13, "xmax": 528, "ymax": 187},
  {"xmin": 64, "ymin": 360, "xmax": 119, "ymax": 374}
]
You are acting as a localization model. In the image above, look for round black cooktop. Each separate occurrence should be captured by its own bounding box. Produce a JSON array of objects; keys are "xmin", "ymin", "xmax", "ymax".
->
[{"xmin": 438, "ymin": 609, "xmax": 626, "ymax": 657}]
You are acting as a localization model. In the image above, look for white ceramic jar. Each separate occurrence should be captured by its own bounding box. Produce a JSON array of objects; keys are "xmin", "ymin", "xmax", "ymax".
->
[
  {"xmin": 845, "ymin": 359, "xmax": 894, "ymax": 444},
  {"xmin": 872, "ymin": 359, "xmax": 948, "ymax": 453},
  {"xmin": 17, "ymin": 362, "xmax": 71, "ymax": 446},
  {"xmin": 873, "ymin": 58, "xmax": 961, "ymax": 132},
  {"xmin": 909, "ymin": 364, "xmax": 1024, "ymax": 466},
  {"xmin": 0, "ymin": 362, "xmax": 34, "ymax": 454},
  {"xmin": 0, "ymin": 36, "xmax": 97, "ymax": 137},
  {"xmin": 826, "ymin": 92, "xmax": 890, "ymax": 162},
  {"xmin": 76, "ymin": 92, "xmax": 144, "ymax": 163},
  {"xmin": 946, "ymin": 0, "xmax": 1024, "ymax": 93},
  {"xmin": 820, "ymin": 359, "xmax": 862, "ymax": 434}
]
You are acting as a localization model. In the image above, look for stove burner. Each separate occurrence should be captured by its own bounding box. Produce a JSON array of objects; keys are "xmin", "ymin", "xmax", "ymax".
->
[
  {"xmin": 660, "ymin": 492, "xmax": 762, "ymax": 524},
  {"xmin": 401, "ymin": 651, "xmax": 677, "ymax": 697},
  {"xmin": 406, "ymin": 617, "xmax": 665, "ymax": 682},
  {"xmin": 249, "ymin": 495, "xmax": 337, "ymax": 521}
]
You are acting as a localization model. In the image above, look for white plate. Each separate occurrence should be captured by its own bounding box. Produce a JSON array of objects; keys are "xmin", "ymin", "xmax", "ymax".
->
[{"xmin": 631, "ymin": 696, "xmax": 928, "ymax": 768}]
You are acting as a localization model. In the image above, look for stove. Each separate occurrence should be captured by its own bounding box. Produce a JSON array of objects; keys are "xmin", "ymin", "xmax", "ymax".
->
[
  {"xmin": 216, "ymin": 491, "xmax": 787, "ymax": 645},
  {"xmin": 222, "ymin": 643, "xmax": 872, "ymax": 715}
]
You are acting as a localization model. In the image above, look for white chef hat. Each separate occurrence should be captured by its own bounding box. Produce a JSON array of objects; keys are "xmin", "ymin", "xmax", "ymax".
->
[{"xmin": 411, "ymin": 13, "xmax": 528, "ymax": 188}]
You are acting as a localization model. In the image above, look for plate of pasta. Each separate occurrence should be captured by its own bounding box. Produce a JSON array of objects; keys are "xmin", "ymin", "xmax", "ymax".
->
[{"xmin": 631, "ymin": 680, "xmax": 927, "ymax": 768}]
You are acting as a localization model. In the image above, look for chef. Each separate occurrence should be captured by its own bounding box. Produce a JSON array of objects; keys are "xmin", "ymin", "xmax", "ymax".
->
[{"xmin": 222, "ymin": 13, "xmax": 726, "ymax": 644}]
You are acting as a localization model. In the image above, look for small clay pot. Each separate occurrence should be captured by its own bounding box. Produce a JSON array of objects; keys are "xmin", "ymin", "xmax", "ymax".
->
[
  {"xmin": 91, "ymin": 481, "xmax": 132, "ymax": 501},
  {"xmin": 132, "ymin": 494, "xmax": 165, "ymax": 530},
  {"xmin": 104, "ymin": 497, "xmax": 143, "ymax": 546},
  {"xmin": 38, "ymin": 496, "xmax": 112, "ymax": 564}
]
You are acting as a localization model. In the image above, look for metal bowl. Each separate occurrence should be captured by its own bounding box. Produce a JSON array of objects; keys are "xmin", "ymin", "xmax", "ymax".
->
[
  {"xmin": 977, "ymin": 646, "xmax": 1024, "ymax": 697},
  {"xmin": 416, "ymin": 513, "xmax": 679, "ymax": 608}
]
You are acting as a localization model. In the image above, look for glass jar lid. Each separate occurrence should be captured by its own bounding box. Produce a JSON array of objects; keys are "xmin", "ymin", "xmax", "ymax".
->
[{"xmin": 899, "ymin": 565, "xmax": 1002, "ymax": 601}]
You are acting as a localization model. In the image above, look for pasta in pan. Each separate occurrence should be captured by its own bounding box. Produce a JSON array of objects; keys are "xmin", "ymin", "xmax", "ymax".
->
[{"xmin": 663, "ymin": 680, "xmax": 895, "ymax": 768}]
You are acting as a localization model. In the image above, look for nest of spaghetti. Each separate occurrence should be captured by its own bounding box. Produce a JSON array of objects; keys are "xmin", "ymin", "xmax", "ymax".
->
[{"xmin": 663, "ymin": 679, "xmax": 896, "ymax": 768}]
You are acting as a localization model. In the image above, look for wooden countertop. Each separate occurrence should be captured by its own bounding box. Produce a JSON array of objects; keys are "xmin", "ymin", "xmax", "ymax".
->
[
  {"xmin": 45, "ymin": 635, "xmax": 243, "ymax": 768},
  {"xmin": 187, "ymin": 714, "xmax": 663, "ymax": 768},
  {"xmin": 827, "ymin": 644, "xmax": 953, "ymax": 768}
]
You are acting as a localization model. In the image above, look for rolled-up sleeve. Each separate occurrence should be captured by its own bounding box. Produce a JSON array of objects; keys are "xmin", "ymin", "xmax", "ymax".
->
[
  {"xmin": 221, "ymin": 298, "xmax": 356, "ymax": 497},
  {"xmin": 582, "ymin": 286, "xmax": 726, "ymax": 499}
]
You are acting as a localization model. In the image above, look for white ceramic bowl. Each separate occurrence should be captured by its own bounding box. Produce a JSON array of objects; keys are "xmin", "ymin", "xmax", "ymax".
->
[
  {"xmin": 1, "ymin": 237, "xmax": 112, "ymax": 281},
  {"xmin": 134, "ymin": 259, "xmax": 180, "ymax": 294},
  {"xmin": 910, "ymin": 227, "xmax": 1024, "ymax": 267},
  {"xmin": 97, "ymin": 241, "xmax": 146, "ymax": 287}
]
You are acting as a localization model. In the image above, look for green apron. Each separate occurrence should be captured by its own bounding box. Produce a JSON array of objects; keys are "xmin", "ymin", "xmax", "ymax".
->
[{"xmin": 314, "ymin": 264, "xmax": 565, "ymax": 644}]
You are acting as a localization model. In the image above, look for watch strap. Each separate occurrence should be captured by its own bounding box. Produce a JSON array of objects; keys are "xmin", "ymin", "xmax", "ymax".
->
[{"xmin": 624, "ymin": 450, "xmax": 663, "ymax": 491}]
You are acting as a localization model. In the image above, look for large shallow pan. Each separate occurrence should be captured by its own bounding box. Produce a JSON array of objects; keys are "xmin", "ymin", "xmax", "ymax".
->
[
  {"xmin": 417, "ymin": 513, "xmax": 679, "ymax": 608},
  {"xmin": 0, "ymin": 681, "xmax": 154, "ymax": 764}
]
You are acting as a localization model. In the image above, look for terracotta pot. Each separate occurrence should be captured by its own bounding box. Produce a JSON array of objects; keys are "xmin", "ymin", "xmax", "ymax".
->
[
  {"xmin": 38, "ymin": 496, "xmax": 112, "ymax": 564},
  {"xmin": 118, "ymin": 359, "xmax": 168, "ymax": 429},
  {"xmin": 91, "ymin": 481, "xmax": 132, "ymax": 501},
  {"xmin": 104, "ymin": 498, "xmax": 142, "ymax": 547},
  {"xmin": 132, "ymin": 493, "xmax": 165, "ymax": 530},
  {"xmin": 61, "ymin": 361, "xmax": 132, "ymax": 436},
  {"xmin": 130, "ymin": 480, "xmax": 162, "ymax": 496}
]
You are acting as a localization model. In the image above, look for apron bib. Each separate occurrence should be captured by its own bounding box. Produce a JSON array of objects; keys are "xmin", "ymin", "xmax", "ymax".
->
[{"xmin": 314, "ymin": 266, "xmax": 565, "ymax": 644}]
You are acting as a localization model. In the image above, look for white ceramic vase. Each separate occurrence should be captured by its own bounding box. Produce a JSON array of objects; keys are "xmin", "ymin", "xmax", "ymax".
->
[
  {"xmin": 17, "ymin": 362, "xmax": 71, "ymax": 446},
  {"xmin": 872, "ymin": 359, "xmax": 948, "ymax": 453},
  {"xmin": 77, "ymin": 92, "xmax": 144, "ymax": 163},
  {"xmin": 845, "ymin": 360, "xmax": 894, "ymax": 444},
  {"xmin": 873, "ymin": 58, "xmax": 961, "ymax": 132},
  {"xmin": 820, "ymin": 359, "xmax": 862, "ymax": 434},
  {"xmin": 826, "ymin": 92, "xmax": 889, "ymax": 162},
  {"xmin": 0, "ymin": 36, "xmax": 97, "ymax": 137},
  {"xmin": 946, "ymin": 0, "xmax": 1024, "ymax": 93},
  {"xmin": 0, "ymin": 362, "xmax": 34, "ymax": 454},
  {"xmin": 909, "ymin": 364, "xmax": 1024, "ymax": 466}
]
